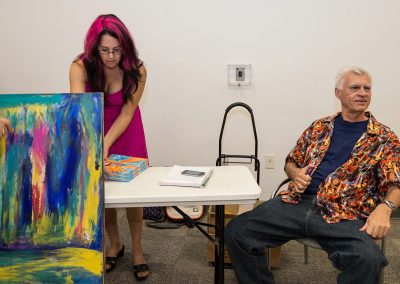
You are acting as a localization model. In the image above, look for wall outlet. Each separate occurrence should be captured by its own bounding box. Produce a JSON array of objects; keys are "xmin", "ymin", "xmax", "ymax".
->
[{"xmin": 265, "ymin": 154, "xmax": 275, "ymax": 169}]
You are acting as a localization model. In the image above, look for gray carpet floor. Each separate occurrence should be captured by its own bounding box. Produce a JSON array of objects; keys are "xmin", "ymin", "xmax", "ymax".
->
[{"xmin": 105, "ymin": 209, "xmax": 400, "ymax": 283}]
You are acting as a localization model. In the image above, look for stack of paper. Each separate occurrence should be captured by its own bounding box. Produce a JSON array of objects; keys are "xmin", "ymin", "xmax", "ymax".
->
[
  {"xmin": 159, "ymin": 165, "xmax": 213, "ymax": 188},
  {"xmin": 105, "ymin": 155, "xmax": 148, "ymax": 182}
]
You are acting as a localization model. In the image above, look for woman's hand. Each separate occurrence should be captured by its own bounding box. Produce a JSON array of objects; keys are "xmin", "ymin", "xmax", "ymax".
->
[
  {"xmin": 104, "ymin": 142, "xmax": 110, "ymax": 159},
  {"xmin": 0, "ymin": 117, "xmax": 12, "ymax": 138}
]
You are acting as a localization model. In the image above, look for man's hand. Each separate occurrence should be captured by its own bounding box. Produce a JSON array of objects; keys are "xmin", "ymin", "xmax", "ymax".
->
[
  {"xmin": 0, "ymin": 117, "xmax": 12, "ymax": 138},
  {"xmin": 291, "ymin": 165, "xmax": 313, "ymax": 194},
  {"xmin": 360, "ymin": 203, "xmax": 392, "ymax": 240}
]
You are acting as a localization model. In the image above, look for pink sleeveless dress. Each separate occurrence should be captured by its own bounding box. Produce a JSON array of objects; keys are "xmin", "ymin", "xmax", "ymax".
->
[
  {"xmin": 87, "ymin": 85, "xmax": 148, "ymax": 159},
  {"xmin": 104, "ymin": 90, "xmax": 148, "ymax": 158}
]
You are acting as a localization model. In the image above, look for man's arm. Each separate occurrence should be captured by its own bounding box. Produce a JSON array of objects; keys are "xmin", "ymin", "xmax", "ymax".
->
[
  {"xmin": 383, "ymin": 185, "xmax": 400, "ymax": 210},
  {"xmin": 284, "ymin": 162, "xmax": 312, "ymax": 194},
  {"xmin": 360, "ymin": 185, "xmax": 400, "ymax": 239}
]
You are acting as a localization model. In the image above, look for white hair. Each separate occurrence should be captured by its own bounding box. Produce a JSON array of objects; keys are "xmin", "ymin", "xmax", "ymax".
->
[{"xmin": 335, "ymin": 66, "xmax": 371, "ymax": 90}]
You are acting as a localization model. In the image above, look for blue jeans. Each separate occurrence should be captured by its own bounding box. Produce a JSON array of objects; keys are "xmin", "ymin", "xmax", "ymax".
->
[{"xmin": 224, "ymin": 195, "xmax": 388, "ymax": 284}]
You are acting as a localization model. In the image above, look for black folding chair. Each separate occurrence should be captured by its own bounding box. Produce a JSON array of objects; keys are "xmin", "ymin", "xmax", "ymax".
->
[
  {"xmin": 213, "ymin": 102, "xmax": 262, "ymax": 277},
  {"xmin": 216, "ymin": 102, "xmax": 260, "ymax": 183}
]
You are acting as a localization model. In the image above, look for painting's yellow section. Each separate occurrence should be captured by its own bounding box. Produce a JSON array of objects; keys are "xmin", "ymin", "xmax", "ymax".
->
[
  {"xmin": 63, "ymin": 209, "xmax": 78, "ymax": 242},
  {"xmin": 65, "ymin": 274, "xmax": 74, "ymax": 284},
  {"xmin": 82, "ymin": 146, "xmax": 102, "ymax": 242},
  {"xmin": 0, "ymin": 247, "xmax": 102, "ymax": 280},
  {"xmin": 32, "ymin": 213, "xmax": 62, "ymax": 244},
  {"xmin": 0, "ymin": 136, "xmax": 5, "ymax": 158},
  {"xmin": 55, "ymin": 247, "xmax": 103, "ymax": 275}
]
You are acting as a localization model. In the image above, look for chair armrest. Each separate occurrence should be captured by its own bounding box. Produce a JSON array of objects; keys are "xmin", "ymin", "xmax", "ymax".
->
[{"xmin": 270, "ymin": 178, "xmax": 291, "ymax": 199}]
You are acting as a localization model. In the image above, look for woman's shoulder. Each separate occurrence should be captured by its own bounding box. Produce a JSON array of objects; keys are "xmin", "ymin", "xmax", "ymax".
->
[
  {"xmin": 70, "ymin": 58, "xmax": 87, "ymax": 81},
  {"xmin": 69, "ymin": 58, "xmax": 88, "ymax": 91},
  {"xmin": 70, "ymin": 58, "xmax": 85, "ymax": 71},
  {"xmin": 138, "ymin": 64, "xmax": 147, "ymax": 80}
]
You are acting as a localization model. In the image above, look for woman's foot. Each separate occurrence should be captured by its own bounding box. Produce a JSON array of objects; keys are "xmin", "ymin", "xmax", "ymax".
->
[
  {"xmin": 132, "ymin": 251, "xmax": 150, "ymax": 280},
  {"xmin": 106, "ymin": 245, "xmax": 125, "ymax": 273},
  {"xmin": 133, "ymin": 263, "xmax": 150, "ymax": 281}
]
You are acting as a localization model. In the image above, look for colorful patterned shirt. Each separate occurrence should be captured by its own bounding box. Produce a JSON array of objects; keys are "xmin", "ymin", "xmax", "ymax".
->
[{"xmin": 281, "ymin": 112, "xmax": 400, "ymax": 223}]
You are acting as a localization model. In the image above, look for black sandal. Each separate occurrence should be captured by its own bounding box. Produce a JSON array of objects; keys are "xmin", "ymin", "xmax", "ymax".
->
[
  {"xmin": 133, "ymin": 263, "xmax": 150, "ymax": 281},
  {"xmin": 105, "ymin": 245, "xmax": 125, "ymax": 273}
]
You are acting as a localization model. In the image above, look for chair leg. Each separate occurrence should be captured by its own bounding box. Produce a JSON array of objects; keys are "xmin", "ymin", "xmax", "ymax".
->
[
  {"xmin": 267, "ymin": 248, "xmax": 271, "ymax": 270},
  {"xmin": 304, "ymin": 244, "xmax": 309, "ymax": 264}
]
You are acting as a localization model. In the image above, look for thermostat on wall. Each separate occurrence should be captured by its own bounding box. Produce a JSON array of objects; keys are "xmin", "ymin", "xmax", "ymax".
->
[{"xmin": 228, "ymin": 64, "xmax": 251, "ymax": 87}]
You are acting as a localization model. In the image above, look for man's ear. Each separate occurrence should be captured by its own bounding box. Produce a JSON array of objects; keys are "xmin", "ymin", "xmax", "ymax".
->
[{"xmin": 334, "ymin": 88, "xmax": 340, "ymax": 99}]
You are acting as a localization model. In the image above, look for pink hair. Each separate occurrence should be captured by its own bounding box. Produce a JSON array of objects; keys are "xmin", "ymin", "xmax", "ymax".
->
[{"xmin": 80, "ymin": 14, "xmax": 142, "ymax": 103}]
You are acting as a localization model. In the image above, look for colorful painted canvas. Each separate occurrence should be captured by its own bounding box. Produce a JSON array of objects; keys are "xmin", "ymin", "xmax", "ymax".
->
[{"xmin": 0, "ymin": 93, "xmax": 104, "ymax": 283}]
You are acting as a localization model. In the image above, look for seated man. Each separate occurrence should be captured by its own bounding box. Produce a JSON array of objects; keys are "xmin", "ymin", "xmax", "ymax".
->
[{"xmin": 225, "ymin": 67, "xmax": 400, "ymax": 284}]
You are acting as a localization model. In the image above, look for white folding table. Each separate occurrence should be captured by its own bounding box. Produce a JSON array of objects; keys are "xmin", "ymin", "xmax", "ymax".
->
[{"xmin": 105, "ymin": 165, "xmax": 261, "ymax": 284}]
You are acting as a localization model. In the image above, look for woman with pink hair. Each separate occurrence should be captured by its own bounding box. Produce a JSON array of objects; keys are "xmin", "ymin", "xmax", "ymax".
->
[{"xmin": 70, "ymin": 14, "xmax": 149, "ymax": 281}]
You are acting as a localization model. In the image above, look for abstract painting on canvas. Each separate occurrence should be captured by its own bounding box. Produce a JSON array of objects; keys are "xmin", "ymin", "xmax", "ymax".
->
[{"xmin": 0, "ymin": 93, "xmax": 104, "ymax": 283}]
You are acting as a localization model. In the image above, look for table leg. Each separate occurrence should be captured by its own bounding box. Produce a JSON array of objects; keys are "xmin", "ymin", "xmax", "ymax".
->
[{"xmin": 214, "ymin": 204, "xmax": 225, "ymax": 284}]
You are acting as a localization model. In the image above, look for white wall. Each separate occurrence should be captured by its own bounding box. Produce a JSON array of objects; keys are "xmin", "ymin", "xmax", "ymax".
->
[{"xmin": 1, "ymin": 0, "xmax": 399, "ymax": 199}]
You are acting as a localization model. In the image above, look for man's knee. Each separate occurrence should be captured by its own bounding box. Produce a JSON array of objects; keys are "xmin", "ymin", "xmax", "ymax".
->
[
  {"xmin": 224, "ymin": 214, "xmax": 246, "ymax": 248},
  {"xmin": 334, "ymin": 243, "xmax": 387, "ymax": 271},
  {"xmin": 357, "ymin": 246, "xmax": 387, "ymax": 268}
]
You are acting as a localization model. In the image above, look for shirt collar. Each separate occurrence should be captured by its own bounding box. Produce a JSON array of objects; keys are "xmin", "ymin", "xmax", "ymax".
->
[{"xmin": 321, "ymin": 111, "xmax": 380, "ymax": 135}]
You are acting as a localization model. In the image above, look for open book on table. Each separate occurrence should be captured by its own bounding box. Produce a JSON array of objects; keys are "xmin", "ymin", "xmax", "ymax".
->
[{"xmin": 159, "ymin": 165, "xmax": 213, "ymax": 188}]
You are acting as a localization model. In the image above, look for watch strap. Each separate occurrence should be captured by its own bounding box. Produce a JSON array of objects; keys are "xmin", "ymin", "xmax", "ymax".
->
[{"xmin": 383, "ymin": 200, "xmax": 395, "ymax": 210}]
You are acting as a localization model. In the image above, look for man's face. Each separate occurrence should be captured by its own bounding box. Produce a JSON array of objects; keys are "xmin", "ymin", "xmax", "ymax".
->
[{"xmin": 335, "ymin": 73, "xmax": 371, "ymax": 116}]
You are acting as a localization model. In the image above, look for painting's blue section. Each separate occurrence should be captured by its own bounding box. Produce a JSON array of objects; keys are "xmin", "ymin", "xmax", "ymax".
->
[
  {"xmin": 19, "ymin": 133, "xmax": 33, "ymax": 232},
  {"xmin": 46, "ymin": 98, "xmax": 82, "ymax": 215},
  {"xmin": 92, "ymin": 94, "xmax": 103, "ymax": 142}
]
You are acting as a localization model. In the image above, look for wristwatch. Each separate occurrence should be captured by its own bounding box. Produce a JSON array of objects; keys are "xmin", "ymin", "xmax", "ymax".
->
[{"xmin": 383, "ymin": 200, "xmax": 396, "ymax": 211}]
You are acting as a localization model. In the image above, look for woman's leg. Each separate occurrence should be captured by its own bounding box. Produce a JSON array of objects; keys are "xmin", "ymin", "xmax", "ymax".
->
[
  {"xmin": 105, "ymin": 208, "xmax": 123, "ymax": 270},
  {"xmin": 126, "ymin": 207, "xmax": 149, "ymax": 278}
]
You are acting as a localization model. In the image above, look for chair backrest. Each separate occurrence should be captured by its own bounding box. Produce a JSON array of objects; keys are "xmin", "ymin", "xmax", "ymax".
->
[
  {"xmin": 216, "ymin": 102, "xmax": 260, "ymax": 184},
  {"xmin": 217, "ymin": 102, "xmax": 258, "ymax": 159}
]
